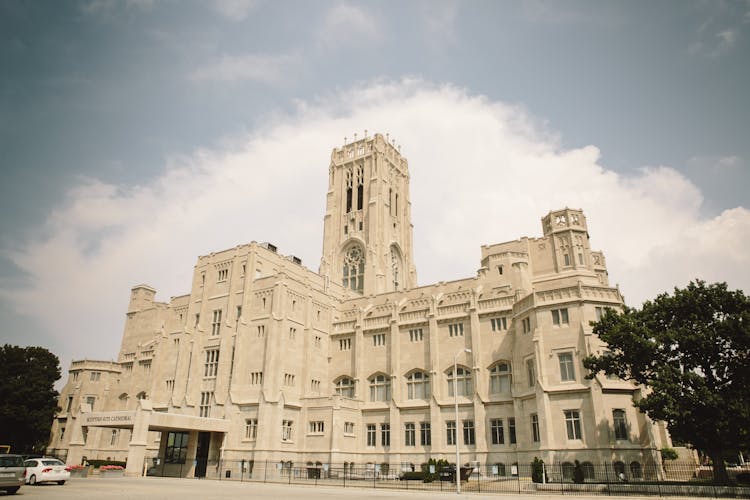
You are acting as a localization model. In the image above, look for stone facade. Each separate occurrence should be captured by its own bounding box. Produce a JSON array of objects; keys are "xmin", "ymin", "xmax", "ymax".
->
[{"xmin": 48, "ymin": 133, "xmax": 670, "ymax": 476}]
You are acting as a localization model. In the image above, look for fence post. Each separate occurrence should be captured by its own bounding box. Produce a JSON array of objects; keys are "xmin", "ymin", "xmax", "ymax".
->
[{"xmin": 517, "ymin": 466, "xmax": 521, "ymax": 494}]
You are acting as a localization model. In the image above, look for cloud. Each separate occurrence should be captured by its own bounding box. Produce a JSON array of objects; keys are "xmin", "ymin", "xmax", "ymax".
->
[
  {"xmin": 316, "ymin": 4, "xmax": 381, "ymax": 48},
  {"xmin": 189, "ymin": 53, "xmax": 297, "ymax": 84},
  {"xmin": 209, "ymin": 0, "xmax": 259, "ymax": 22},
  {"xmin": 2, "ymin": 79, "xmax": 748, "ymax": 370}
]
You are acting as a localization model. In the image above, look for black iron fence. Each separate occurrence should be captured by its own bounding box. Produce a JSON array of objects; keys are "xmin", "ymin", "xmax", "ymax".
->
[{"xmin": 143, "ymin": 459, "xmax": 750, "ymax": 498}]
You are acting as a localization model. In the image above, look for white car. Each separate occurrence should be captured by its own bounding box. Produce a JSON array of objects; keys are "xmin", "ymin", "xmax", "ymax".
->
[{"xmin": 23, "ymin": 458, "xmax": 70, "ymax": 485}]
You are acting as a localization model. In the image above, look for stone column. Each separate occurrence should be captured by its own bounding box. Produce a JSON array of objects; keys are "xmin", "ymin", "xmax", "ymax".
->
[{"xmin": 125, "ymin": 400, "xmax": 153, "ymax": 477}]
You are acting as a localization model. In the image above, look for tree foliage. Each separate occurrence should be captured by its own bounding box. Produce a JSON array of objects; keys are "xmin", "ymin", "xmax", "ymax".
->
[
  {"xmin": 0, "ymin": 345, "xmax": 61, "ymax": 453},
  {"xmin": 583, "ymin": 281, "xmax": 750, "ymax": 483}
]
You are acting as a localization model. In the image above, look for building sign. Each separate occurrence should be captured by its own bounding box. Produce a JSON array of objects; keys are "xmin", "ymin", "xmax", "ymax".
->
[{"xmin": 84, "ymin": 412, "xmax": 135, "ymax": 426}]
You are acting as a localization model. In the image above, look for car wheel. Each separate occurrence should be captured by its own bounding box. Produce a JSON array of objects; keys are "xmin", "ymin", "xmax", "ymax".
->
[
  {"xmin": 6, "ymin": 486, "xmax": 20, "ymax": 494},
  {"xmin": 29, "ymin": 474, "xmax": 37, "ymax": 485},
  {"xmin": 58, "ymin": 480, "xmax": 66, "ymax": 485}
]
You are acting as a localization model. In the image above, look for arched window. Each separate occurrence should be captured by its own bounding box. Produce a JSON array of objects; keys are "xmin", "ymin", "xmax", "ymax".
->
[
  {"xmin": 489, "ymin": 362, "xmax": 512, "ymax": 394},
  {"xmin": 562, "ymin": 462, "xmax": 575, "ymax": 481},
  {"xmin": 447, "ymin": 366, "xmax": 473, "ymax": 397},
  {"xmin": 334, "ymin": 377, "xmax": 355, "ymax": 398},
  {"xmin": 614, "ymin": 461, "xmax": 626, "ymax": 478},
  {"xmin": 342, "ymin": 244, "xmax": 365, "ymax": 292},
  {"xmin": 119, "ymin": 393, "xmax": 129, "ymax": 409},
  {"xmin": 356, "ymin": 166, "xmax": 364, "ymax": 210},
  {"xmin": 369, "ymin": 374, "xmax": 391, "ymax": 402},
  {"xmin": 630, "ymin": 461, "xmax": 642, "ymax": 479},
  {"xmin": 406, "ymin": 371, "xmax": 430, "ymax": 400},
  {"xmin": 136, "ymin": 391, "xmax": 147, "ymax": 400},
  {"xmin": 582, "ymin": 462, "xmax": 595, "ymax": 480},
  {"xmin": 496, "ymin": 463, "xmax": 506, "ymax": 476},
  {"xmin": 345, "ymin": 169, "xmax": 353, "ymax": 213}
]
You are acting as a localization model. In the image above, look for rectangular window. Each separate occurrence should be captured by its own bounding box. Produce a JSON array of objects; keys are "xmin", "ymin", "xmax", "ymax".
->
[
  {"xmin": 613, "ymin": 409, "xmax": 628, "ymax": 440},
  {"xmin": 236, "ymin": 305, "xmax": 242, "ymax": 321},
  {"xmin": 257, "ymin": 325, "xmax": 265, "ymax": 337},
  {"xmin": 244, "ymin": 419, "xmax": 258, "ymax": 440},
  {"xmin": 526, "ymin": 358, "xmax": 536, "ymax": 388},
  {"xmin": 204, "ymin": 349, "xmax": 219, "ymax": 378},
  {"xmin": 217, "ymin": 268, "xmax": 228, "ymax": 282},
  {"xmin": 490, "ymin": 418, "xmax": 504, "ymax": 445},
  {"xmin": 558, "ymin": 352, "xmax": 576, "ymax": 382},
  {"xmin": 339, "ymin": 338, "xmax": 352, "ymax": 350},
  {"xmin": 420, "ymin": 422, "xmax": 431, "ymax": 446},
  {"xmin": 366, "ymin": 424, "xmax": 376, "ymax": 446},
  {"xmin": 250, "ymin": 371, "xmax": 263, "ymax": 385},
  {"xmin": 578, "ymin": 253, "xmax": 584, "ymax": 265},
  {"xmin": 373, "ymin": 333, "xmax": 386, "ymax": 346},
  {"xmin": 86, "ymin": 396, "xmax": 96, "ymax": 411},
  {"xmin": 211, "ymin": 309, "xmax": 222, "ymax": 335},
  {"xmin": 491, "ymin": 317, "xmax": 508, "ymax": 331},
  {"xmin": 199, "ymin": 391, "xmax": 212, "ymax": 417},
  {"xmin": 404, "ymin": 423, "xmax": 416, "ymax": 446},
  {"xmin": 595, "ymin": 306, "xmax": 604, "ymax": 321},
  {"xmin": 308, "ymin": 421, "xmax": 324, "ymax": 434},
  {"xmin": 508, "ymin": 417, "xmax": 517, "ymax": 444},
  {"xmin": 289, "ymin": 327, "xmax": 296, "ymax": 339},
  {"xmin": 310, "ymin": 379, "xmax": 321, "ymax": 392},
  {"xmin": 195, "ymin": 313, "xmax": 200, "ymax": 327},
  {"xmin": 344, "ymin": 422, "xmax": 355, "ymax": 435},
  {"xmin": 90, "ymin": 371, "xmax": 101, "ymax": 381},
  {"xmin": 65, "ymin": 396, "xmax": 73, "ymax": 412},
  {"xmin": 283, "ymin": 373, "xmax": 295, "ymax": 386},
  {"xmin": 531, "ymin": 414, "xmax": 540, "ymax": 442},
  {"xmin": 59, "ymin": 426, "xmax": 65, "ymax": 442},
  {"xmin": 409, "ymin": 328, "xmax": 423, "ymax": 342},
  {"xmin": 564, "ymin": 410, "xmax": 582, "ymax": 439},
  {"xmin": 139, "ymin": 359, "xmax": 152, "ymax": 373},
  {"xmin": 110, "ymin": 429, "xmax": 118, "ymax": 446},
  {"xmin": 123, "ymin": 362, "xmax": 133, "ymax": 372},
  {"xmin": 165, "ymin": 431, "xmax": 189, "ymax": 464},
  {"xmin": 522, "ymin": 317, "xmax": 531, "ymax": 333},
  {"xmin": 380, "ymin": 423, "xmax": 390, "ymax": 447},
  {"xmin": 448, "ymin": 323, "xmax": 464, "ymax": 337},
  {"xmin": 166, "ymin": 379, "xmax": 174, "ymax": 391},
  {"xmin": 563, "ymin": 253, "xmax": 571, "ymax": 266},
  {"xmin": 463, "ymin": 420, "xmax": 475, "ymax": 445},
  {"xmin": 446, "ymin": 420, "xmax": 456, "ymax": 446},
  {"xmin": 552, "ymin": 308, "xmax": 569, "ymax": 326},
  {"xmin": 281, "ymin": 420, "xmax": 293, "ymax": 441},
  {"xmin": 72, "ymin": 371, "xmax": 79, "ymax": 381}
]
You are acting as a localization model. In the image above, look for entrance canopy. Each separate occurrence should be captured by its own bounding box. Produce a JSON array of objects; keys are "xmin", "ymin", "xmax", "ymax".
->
[{"xmin": 82, "ymin": 410, "xmax": 230, "ymax": 433}]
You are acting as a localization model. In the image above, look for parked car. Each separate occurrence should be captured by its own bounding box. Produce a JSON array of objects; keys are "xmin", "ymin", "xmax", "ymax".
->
[
  {"xmin": 0, "ymin": 454, "xmax": 25, "ymax": 495},
  {"xmin": 24, "ymin": 458, "xmax": 70, "ymax": 485}
]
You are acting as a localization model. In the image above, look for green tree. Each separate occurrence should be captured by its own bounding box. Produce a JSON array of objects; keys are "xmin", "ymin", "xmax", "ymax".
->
[
  {"xmin": 583, "ymin": 281, "xmax": 750, "ymax": 484},
  {"xmin": 0, "ymin": 345, "xmax": 61, "ymax": 453}
]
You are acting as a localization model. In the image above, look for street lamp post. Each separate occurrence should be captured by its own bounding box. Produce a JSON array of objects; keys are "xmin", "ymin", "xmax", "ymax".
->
[{"xmin": 454, "ymin": 348, "xmax": 472, "ymax": 494}]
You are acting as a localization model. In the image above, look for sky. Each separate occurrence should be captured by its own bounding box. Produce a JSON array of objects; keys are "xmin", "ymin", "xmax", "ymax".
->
[{"xmin": 0, "ymin": 0, "xmax": 749, "ymax": 381}]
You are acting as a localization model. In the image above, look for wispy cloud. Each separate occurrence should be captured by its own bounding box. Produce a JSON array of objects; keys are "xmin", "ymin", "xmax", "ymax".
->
[
  {"xmin": 2, "ymin": 79, "xmax": 748, "ymax": 373},
  {"xmin": 316, "ymin": 4, "xmax": 382, "ymax": 48},
  {"xmin": 79, "ymin": 0, "xmax": 156, "ymax": 16},
  {"xmin": 189, "ymin": 52, "xmax": 297, "ymax": 84},
  {"xmin": 209, "ymin": 0, "xmax": 260, "ymax": 22}
]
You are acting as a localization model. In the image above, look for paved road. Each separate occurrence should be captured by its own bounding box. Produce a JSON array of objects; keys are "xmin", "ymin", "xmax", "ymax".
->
[{"xmin": 4, "ymin": 476, "xmax": 654, "ymax": 500}]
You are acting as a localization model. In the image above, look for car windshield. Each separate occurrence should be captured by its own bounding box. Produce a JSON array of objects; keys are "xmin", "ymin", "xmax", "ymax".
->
[
  {"xmin": 0, "ymin": 456, "xmax": 24, "ymax": 467},
  {"xmin": 42, "ymin": 459, "xmax": 64, "ymax": 466}
]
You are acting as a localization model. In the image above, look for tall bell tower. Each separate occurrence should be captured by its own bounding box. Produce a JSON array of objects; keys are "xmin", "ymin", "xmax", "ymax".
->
[{"xmin": 319, "ymin": 133, "xmax": 417, "ymax": 295}]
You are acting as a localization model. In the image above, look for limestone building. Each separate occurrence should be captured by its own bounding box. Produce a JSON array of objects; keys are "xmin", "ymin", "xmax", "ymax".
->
[{"xmin": 48, "ymin": 133, "xmax": 670, "ymax": 478}]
